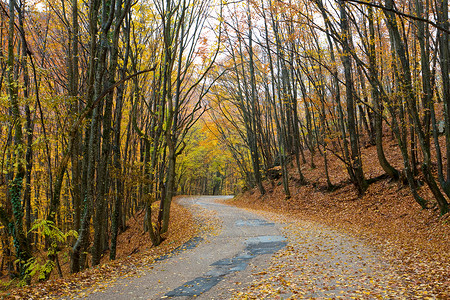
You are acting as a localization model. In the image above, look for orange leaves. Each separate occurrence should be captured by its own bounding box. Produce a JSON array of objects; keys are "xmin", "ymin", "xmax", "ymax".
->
[{"xmin": 228, "ymin": 138, "xmax": 449, "ymax": 298}]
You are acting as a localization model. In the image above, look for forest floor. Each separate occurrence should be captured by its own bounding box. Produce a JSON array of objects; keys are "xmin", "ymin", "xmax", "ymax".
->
[
  {"xmin": 227, "ymin": 136, "xmax": 450, "ymax": 299},
  {"xmin": 8, "ymin": 196, "xmax": 431, "ymax": 300},
  {"xmin": 0, "ymin": 199, "xmax": 206, "ymax": 299}
]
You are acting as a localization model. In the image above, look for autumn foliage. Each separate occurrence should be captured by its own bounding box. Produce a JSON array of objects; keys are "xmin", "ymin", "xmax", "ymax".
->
[{"xmin": 1, "ymin": 0, "xmax": 450, "ymax": 296}]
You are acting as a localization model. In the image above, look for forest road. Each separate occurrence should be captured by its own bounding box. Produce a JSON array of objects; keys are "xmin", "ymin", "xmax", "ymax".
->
[
  {"xmin": 69, "ymin": 196, "xmax": 417, "ymax": 299},
  {"xmin": 72, "ymin": 195, "xmax": 288, "ymax": 300}
]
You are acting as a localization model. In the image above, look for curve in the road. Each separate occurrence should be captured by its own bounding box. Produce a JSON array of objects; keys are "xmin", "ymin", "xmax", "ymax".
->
[
  {"xmin": 71, "ymin": 196, "xmax": 287, "ymax": 300},
  {"xmin": 165, "ymin": 233, "xmax": 286, "ymax": 297}
]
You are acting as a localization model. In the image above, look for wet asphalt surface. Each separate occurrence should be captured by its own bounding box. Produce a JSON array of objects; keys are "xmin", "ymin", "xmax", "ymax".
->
[{"xmin": 73, "ymin": 196, "xmax": 287, "ymax": 300}]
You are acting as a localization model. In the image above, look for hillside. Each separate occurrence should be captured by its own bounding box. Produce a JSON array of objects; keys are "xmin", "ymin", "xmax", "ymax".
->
[{"xmin": 229, "ymin": 136, "xmax": 450, "ymax": 299}]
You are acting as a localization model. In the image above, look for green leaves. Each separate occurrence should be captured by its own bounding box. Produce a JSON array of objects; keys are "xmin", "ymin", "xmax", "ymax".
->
[
  {"xmin": 29, "ymin": 219, "xmax": 78, "ymax": 244},
  {"xmin": 24, "ymin": 220, "xmax": 78, "ymax": 282},
  {"xmin": 22, "ymin": 257, "xmax": 55, "ymax": 283}
]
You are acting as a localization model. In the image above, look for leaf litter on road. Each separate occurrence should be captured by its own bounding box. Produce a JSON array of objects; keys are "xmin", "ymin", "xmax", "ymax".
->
[{"xmin": 228, "ymin": 208, "xmax": 443, "ymax": 299}]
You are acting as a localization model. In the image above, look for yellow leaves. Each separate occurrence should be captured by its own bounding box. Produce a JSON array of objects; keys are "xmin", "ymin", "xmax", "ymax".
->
[{"xmin": 253, "ymin": 270, "xmax": 267, "ymax": 275}]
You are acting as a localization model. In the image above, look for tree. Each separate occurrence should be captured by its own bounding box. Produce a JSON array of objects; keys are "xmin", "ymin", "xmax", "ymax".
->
[{"xmin": 3, "ymin": 0, "xmax": 32, "ymax": 280}]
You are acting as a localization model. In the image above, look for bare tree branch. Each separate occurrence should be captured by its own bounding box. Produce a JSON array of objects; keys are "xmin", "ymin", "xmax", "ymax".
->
[{"xmin": 342, "ymin": 0, "xmax": 450, "ymax": 34}]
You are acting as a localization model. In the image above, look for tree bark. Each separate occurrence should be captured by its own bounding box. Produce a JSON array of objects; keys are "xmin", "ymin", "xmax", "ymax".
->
[{"xmin": 339, "ymin": 0, "xmax": 368, "ymax": 195}]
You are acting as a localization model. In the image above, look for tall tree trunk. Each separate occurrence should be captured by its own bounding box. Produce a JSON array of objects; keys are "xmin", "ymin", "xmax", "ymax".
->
[
  {"xmin": 246, "ymin": 2, "xmax": 266, "ymax": 196},
  {"xmin": 92, "ymin": 0, "xmax": 121, "ymax": 267},
  {"xmin": 18, "ymin": 1, "xmax": 34, "ymax": 245},
  {"xmin": 71, "ymin": 0, "xmax": 101, "ymax": 273},
  {"xmin": 339, "ymin": 0, "xmax": 368, "ymax": 195},
  {"xmin": 367, "ymin": 5, "xmax": 400, "ymax": 181},
  {"xmin": 436, "ymin": 0, "xmax": 450, "ymax": 201},
  {"xmin": 110, "ymin": 11, "xmax": 130, "ymax": 260},
  {"xmin": 6, "ymin": 0, "xmax": 32, "ymax": 280},
  {"xmin": 69, "ymin": 0, "xmax": 82, "ymax": 239}
]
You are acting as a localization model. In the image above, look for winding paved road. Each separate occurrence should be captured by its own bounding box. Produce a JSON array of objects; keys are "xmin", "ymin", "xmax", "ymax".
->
[
  {"xmin": 69, "ymin": 196, "xmax": 424, "ymax": 299},
  {"xmin": 74, "ymin": 196, "xmax": 287, "ymax": 299}
]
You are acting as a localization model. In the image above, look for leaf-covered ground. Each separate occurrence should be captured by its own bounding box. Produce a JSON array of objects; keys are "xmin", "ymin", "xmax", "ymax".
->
[
  {"xmin": 228, "ymin": 138, "xmax": 450, "ymax": 299},
  {"xmin": 0, "ymin": 198, "xmax": 208, "ymax": 299},
  {"xmin": 226, "ymin": 210, "xmax": 438, "ymax": 299}
]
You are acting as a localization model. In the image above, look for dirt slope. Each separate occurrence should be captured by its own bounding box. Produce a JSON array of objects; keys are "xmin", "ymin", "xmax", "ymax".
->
[
  {"xmin": 230, "ymin": 139, "xmax": 450, "ymax": 299},
  {"xmin": 1, "ymin": 200, "xmax": 197, "ymax": 299}
]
